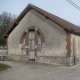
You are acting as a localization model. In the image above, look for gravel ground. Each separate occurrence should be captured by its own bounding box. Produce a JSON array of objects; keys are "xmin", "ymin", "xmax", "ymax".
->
[{"xmin": 0, "ymin": 61, "xmax": 80, "ymax": 80}]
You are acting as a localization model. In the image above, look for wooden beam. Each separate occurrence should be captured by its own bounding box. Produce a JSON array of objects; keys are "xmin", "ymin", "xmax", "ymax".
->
[
  {"xmin": 5, "ymin": 35, "xmax": 9, "ymax": 37},
  {"xmin": 14, "ymin": 22, "xmax": 19, "ymax": 24}
]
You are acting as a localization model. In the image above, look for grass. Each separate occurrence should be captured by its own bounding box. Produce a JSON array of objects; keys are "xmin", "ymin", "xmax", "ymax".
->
[{"xmin": 0, "ymin": 63, "xmax": 11, "ymax": 72}]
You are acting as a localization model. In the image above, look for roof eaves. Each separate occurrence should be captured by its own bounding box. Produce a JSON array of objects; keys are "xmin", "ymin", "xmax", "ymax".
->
[
  {"xmin": 3, "ymin": 4, "xmax": 31, "ymax": 38},
  {"xmin": 2, "ymin": 19, "xmax": 18, "ymax": 38},
  {"xmin": 3, "ymin": 3, "xmax": 72, "ymax": 38},
  {"xmin": 29, "ymin": 4, "xmax": 71, "ymax": 31}
]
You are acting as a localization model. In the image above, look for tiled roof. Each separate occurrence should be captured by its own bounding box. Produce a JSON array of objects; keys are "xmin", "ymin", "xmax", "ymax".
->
[{"xmin": 3, "ymin": 3, "xmax": 80, "ymax": 38}]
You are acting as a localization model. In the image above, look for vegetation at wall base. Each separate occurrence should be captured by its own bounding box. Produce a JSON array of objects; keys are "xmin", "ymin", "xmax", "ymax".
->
[{"xmin": 0, "ymin": 63, "xmax": 11, "ymax": 72}]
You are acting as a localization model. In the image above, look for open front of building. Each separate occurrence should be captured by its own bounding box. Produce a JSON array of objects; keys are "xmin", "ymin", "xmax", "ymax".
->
[{"xmin": 3, "ymin": 4, "xmax": 80, "ymax": 66}]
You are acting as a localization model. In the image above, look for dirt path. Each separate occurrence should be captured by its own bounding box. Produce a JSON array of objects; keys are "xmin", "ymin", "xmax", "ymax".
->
[{"xmin": 0, "ymin": 61, "xmax": 80, "ymax": 80}]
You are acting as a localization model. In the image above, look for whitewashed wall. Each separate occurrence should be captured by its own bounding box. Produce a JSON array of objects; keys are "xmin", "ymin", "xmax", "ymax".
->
[
  {"xmin": 71, "ymin": 34, "xmax": 80, "ymax": 56},
  {"xmin": 8, "ymin": 9, "xmax": 67, "ymax": 57}
]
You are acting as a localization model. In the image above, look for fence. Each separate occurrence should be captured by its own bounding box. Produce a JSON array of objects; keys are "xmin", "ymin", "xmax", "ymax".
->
[
  {"xmin": 0, "ymin": 56, "xmax": 8, "ymax": 61},
  {"xmin": 0, "ymin": 46, "xmax": 8, "ymax": 61}
]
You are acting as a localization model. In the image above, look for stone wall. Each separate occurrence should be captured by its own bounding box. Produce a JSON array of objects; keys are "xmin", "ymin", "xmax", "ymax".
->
[
  {"xmin": 7, "ymin": 54, "xmax": 74, "ymax": 66},
  {"xmin": 35, "ymin": 56, "xmax": 74, "ymax": 66},
  {"xmin": 8, "ymin": 54, "xmax": 29, "ymax": 62}
]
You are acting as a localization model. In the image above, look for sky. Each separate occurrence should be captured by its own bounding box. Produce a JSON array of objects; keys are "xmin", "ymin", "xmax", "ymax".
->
[{"xmin": 0, "ymin": 0, "xmax": 80, "ymax": 26}]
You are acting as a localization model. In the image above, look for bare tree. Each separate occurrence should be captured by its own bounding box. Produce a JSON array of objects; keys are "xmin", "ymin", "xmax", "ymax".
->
[{"xmin": 0, "ymin": 11, "xmax": 17, "ymax": 45}]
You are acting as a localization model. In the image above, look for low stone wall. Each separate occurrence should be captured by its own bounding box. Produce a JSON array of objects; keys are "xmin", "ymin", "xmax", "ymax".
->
[
  {"xmin": 35, "ymin": 56, "xmax": 74, "ymax": 66},
  {"xmin": 8, "ymin": 54, "xmax": 29, "ymax": 62},
  {"xmin": 5, "ymin": 54, "xmax": 80, "ymax": 66}
]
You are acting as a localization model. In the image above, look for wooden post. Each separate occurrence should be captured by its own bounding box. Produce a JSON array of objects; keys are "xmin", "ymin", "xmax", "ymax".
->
[
  {"xmin": 35, "ymin": 28, "xmax": 38, "ymax": 56},
  {"xmin": 25, "ymin": 29, "xmax": 29, "ymax": 55}
]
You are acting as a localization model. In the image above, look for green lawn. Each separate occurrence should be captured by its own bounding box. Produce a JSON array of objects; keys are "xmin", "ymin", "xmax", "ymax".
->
[{"xmin": 0, "ymin": 63, "xmax": 11, "ymax": 72}]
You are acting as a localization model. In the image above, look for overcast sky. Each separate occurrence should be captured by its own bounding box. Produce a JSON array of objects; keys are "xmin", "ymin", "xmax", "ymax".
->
[{"xmin": 0, "ymin": 0, "xmax": 80, "ymax": 26}]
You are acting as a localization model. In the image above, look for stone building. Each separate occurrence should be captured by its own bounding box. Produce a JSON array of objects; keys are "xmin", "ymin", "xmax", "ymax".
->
[{"xmin": 3, "ymin": 4, "xmax": 80, "ymax": 66}]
